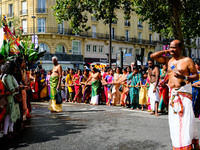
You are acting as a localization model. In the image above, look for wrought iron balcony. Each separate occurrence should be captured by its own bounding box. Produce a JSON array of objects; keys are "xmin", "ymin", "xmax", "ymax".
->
[
  {"xmin": 36, "ymin": 8, "xmax": 48, "ymax": 13},
  {"xmin": 7, "ymin": 13, "xmax": 14, "ymax": 18},
  {"xmin": 20, "ymin": 9, "xmax": 28, "ymax": 15},
  {"xmin": 21, "ymin": 27, "xmax": 156, "ymax": 46}
]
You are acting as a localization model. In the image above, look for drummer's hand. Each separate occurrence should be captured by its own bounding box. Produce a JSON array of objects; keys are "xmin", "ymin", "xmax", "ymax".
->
[{"xmin": 6, "ymin": 91, "xmax": 12, "ymax": 95}]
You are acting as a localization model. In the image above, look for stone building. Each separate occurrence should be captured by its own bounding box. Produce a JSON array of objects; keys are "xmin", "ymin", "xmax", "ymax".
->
[{"xmin": 0, "ymin": 0, "xmax": 158, "ymax": 69}]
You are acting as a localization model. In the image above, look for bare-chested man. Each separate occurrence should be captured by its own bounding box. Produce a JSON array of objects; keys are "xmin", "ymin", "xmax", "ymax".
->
[
  {"xmin": 85, "ymin": 66, "xmax": 101, "ymax": 105},
  {"xmin": 148, "ymin": 59, "xmax": 160, "ymax": 116},
  {"xmin": 151, "ymin": 40, "xmax": 199, "ymax": 150},
  {"xmin": 48, "ymin": 56, "xmax": 62, "ymax": 113}
]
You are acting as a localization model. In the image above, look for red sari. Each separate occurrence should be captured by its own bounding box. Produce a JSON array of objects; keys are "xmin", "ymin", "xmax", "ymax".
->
[
  {"xmin": 0, "ymin": 80, "xmax": 6, "ymax": 123},
  {"xmin": 73, "ymin": 74, "xmax": 82, "ymax": 103}
]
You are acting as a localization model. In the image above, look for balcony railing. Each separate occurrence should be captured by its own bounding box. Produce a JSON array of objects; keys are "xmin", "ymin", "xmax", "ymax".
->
[
  {"xmin": 138, "ymin": 24, "xmax": 143, "ymax": 29},
  {"xmin": 21, "ymin": 27, "xmax": 156, "ymax": 46},
  {"xmin": 20, "ymin": 9, "xmax": 28, "ymax": 15},
  {"xmin": 7, "ymin": 12, "xmax": 14, "ymax": 18},
  {"xmin": 112, "ymin": 20, "xmax": 117, "ymax": 24},
  {"xmin": 125, "ymin": 21, "xmax": 130, "ymax": 27},
  {"xmin": 36, "ymin": 8, "xmax": 48, "ymax": 13}
]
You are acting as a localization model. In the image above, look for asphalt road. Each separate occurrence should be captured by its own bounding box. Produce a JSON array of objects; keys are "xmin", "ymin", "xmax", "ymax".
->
[{"xmin": 1, "ymin": 102, "xmax": 200, "ymax": 150}]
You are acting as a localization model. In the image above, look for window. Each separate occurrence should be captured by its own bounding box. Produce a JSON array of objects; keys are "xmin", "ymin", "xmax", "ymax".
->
[
  {"xmin": 129, "ymin": 48, "xmax": 133, "ymax": 55},
  {"xmin": 125, "ymin": 20, "xmax": 130, "ymax": 26},
  {"xmin": 72, "ymin": 41, "xmax": 81, "ymax": 55},
  {"xmin": 111, "ymin": 28, "xmax": 115, "ymax": 40},
  {"xmin": 93, "ymin": 45, "xmax": 97, "ymax": 53},
  {"xmin": 138, "ymin": 20, "xmax": 143, "ymax": 29},
  {"xmin": 38, "ymin": 18, "xmax": 46, "ymax": 33},
  {"xmin": 149, "ymin": 34, "xmax": 152, "ymax": 44},
  {"xmin": 86, "ymin": 45, "xmax": 91, "ymax": 52},
  {"xmin": 58, "ymin": 21, "xmax": 64, "ymax": 34},
  {"xmin": 92, "ymin": 25, "xmax": 97, "ymax": 38},
  {"xmin": 124, "ymin": 48, "xmax": 128, "ymax": 54},
  {"xmin": 99, "ymin": 46, "xmax": 103, "ymax": 53},
  {"xmin": 55, "ymin": 44, "xmax": 65, "ymax": 53},
  {"xmin": 37, "ymin": 0, "xmax": 46, "ymax": 13},
  {"xmin": 198, "ymin": 38, "xmax": 200, "ymax": 47},
  {"xmin": 111, "ymin": 47, "xmax": 114, "ymax": 54},
  {"xmin": 136, "ymin": 49, "xmax": 140, "ymax": 55},
  {"xmin": 159, "ymin": 46, "xmax": 162, "ymax": 51},
  {"xmin": 138, "ymin": 32, "xmax": 142, "ymax": 43},
  {"xmin": 21, "ymin": 1, "xmax": 27, "ymax": 15},
  {"xmin": 22, "ymin": 20, "xmax": 27, "ymax": 33},
  {"xmin": 149, "ymin": 23, "xmax": 152, "ymax": 31},
  {"xmin": 8, "ymin": 4, "xmax": 13, "ymax": 17},
  {"xmin": 0, "ymin": 7, "xmax": 2, "ymax": 18},
  {"xmin": 125, "ymin": 30, "xmax": 129, "ymax": 41},
  {"xmin": 39, "ymin": 43, "xmax": 49, "ymax": 52}
]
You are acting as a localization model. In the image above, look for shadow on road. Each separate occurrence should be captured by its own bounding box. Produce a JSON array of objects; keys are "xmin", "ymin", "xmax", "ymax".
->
[{"xmin": 0, "ymin": 112, "xmax": 87, "ymax": 150}]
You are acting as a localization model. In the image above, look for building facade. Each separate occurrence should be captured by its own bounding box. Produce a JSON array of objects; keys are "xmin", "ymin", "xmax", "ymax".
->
[{"xmin": 0, "ymin": 0, "xmax": 157, "ymax": 69}]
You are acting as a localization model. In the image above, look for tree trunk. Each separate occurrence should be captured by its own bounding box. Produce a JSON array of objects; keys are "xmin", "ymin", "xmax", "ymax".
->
[{"xmin": 168, "ymin": 0, "xmax": 185, "ymax": 56}]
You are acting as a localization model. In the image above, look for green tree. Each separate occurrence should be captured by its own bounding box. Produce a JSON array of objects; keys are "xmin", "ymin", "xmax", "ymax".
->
[
  {"xmin": 133, "ymin": 0, "xmax": 200, "ymax": 57},
  {"xmin": 52, "ymin": 0, "xmax": 133, "ymax": 66}
]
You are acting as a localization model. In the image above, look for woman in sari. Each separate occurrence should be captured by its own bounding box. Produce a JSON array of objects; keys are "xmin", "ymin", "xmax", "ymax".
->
[
  {"xmin": 120, "ymin": 68, "xmax": 129, "ymax": 106},
  {"xmin": 104, "ymin": 69, "xmax": 114, "ymax": 106},
  {"xmin": 111, "ymin": 67, "xmax": 122, "ymax": 106},
  {"xmin": 80, "ymin": 69, "xmax": 90, "ymax": 103},
  {"xmin": 40, "ymin": 73, "xmax": 48, "ymax": 101},
  {"xmin": 61, "ymin": 71, "xmax": 67, "ymax": 102},
  {"xmin": 66, "ymin": 69, "xmax": 75, "ymax": 102},
  {"xmin": 139, "ymin": 72, "xmax": 148, "ymax": 111},
  {"xmin": 158, "ymin": 64, "xmax": 168, "ymax": 113},
  {"xmin": 2, "ymin": 61, "xmax": 22, "ymax": 138},
  {"xmin": 73, "ymin": 69, "xmax": 82, "ymax": 103},
  {"xmin": 85, "ymin": 67, "xmax": 101, "ymax": 105},
  {"xmin": 46, "ymin": 70, "xmax": 52, "ymax": 100},
  {"xmin": 102, "ymin": 68, "xmax": 110, "ymax": 104},
  {"xmin": 32, "ymin": 72, "xmax": 40, "ymax": 101}
]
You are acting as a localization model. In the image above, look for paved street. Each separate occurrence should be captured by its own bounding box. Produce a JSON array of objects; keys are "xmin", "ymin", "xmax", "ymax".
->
[{"xmin": 1, "ymin": 102, "xmax": 200, "ymax": 150}]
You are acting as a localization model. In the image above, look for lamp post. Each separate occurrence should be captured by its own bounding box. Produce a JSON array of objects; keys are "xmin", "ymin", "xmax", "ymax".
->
[{"xmin": 31, "ymin": 16, "xmax": 36, "ymax": 48}]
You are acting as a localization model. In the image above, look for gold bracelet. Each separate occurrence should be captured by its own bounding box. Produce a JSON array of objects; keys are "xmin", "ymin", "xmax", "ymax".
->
[{"xmin": 165, "ymin": 50, "xmax": 167, "ymax": 55}]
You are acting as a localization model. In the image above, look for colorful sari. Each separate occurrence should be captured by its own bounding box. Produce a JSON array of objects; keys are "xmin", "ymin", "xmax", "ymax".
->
[
  {"xmin": 73, "ymin": 74, "xmax": 82, "ymax": 103},
  {"xmin": 40, "ymin": 78, "xmax": 48, "ymax": 100},
  {"xmin": 80, "ymin": 75, "xmax": 90, "ymax": 103},
  {"xmin": 146, "ymin": 77, "xmax": 151, "ymax": 112},
  {"xmin": 48, "ymin": 76, "xmax": 62, "ymax": 112},
  {"xmin": 103, "ymin": 73, "xmax": 108, "ymax": 103},
  {"xmin": 66, "ymin": 74, "xmax": 74, "ymax": 102},
  {"xmin": 105, "ymin": 75, "xmax": 113, "ymax": 104},
  {"xmin": 139, "ymin": 79, "xmax": 148, "ymax": 105},
  {"xmin": 111, "ymin": 73, "xmax": 122, "ymax": 106},
  {"xmin": 0, "ymin": 79, "xmax": 6, "ymax": 123},
  {"xmin": 91, "ymin": 80, "xmax": 101, "ymax": 105},
  {"xmin": 120, "ymin": 73, "xmax": 129, "ymax": 106},
  {"xmin": 46, "ymin": 75, "xmax": 51, "ymax": 98}
]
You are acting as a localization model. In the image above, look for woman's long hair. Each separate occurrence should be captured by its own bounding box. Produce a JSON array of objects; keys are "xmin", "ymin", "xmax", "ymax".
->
[{"xmin": 1, "ymin": 61, "xmax": 16, "ymax": 79}]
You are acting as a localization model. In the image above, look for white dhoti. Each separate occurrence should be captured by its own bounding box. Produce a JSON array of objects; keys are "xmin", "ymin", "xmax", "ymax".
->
[
  {"xmin": 148, "ymin": 83, "xmax": 160, "ymax": 111},
  {"xmin": 169, "ymin": 83, "xmax": 198, "ymax": 149},
  {"xmin": 90, "ymin": 95, "xmax": 99, "ymax": 105}
]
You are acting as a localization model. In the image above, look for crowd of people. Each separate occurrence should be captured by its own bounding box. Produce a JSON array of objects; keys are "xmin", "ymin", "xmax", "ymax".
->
[{"xmin": 0, "ymin": 39, "xmax": 200, "ymax": 149}]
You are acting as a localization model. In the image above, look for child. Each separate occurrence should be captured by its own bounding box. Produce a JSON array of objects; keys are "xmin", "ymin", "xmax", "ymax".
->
[{"xmin": 139, "ymin": 72, "xmax": 148, "ymax": 111}]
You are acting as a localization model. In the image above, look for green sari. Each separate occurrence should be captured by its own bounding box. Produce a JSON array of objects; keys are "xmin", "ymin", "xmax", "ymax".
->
[
  {"xmin": 91, "ymin": 80, "xmax": 101, "ymax": 105},
  {"xmin": 48, "ymin": 76, "xmax": 62, "ymax": 112}
]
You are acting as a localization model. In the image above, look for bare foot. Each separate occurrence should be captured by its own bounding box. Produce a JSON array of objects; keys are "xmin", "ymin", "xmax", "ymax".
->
[
  {"xmin": 155, "ymin": 113, "xmax": 159, "ymax": 117},
  {"xmin": 141, "ymin": 108, "xmax": 144, "ymax": 111},
  {"xmin": 149, "ymin": 112, "xmax": 154, "ymax": 115},
  {"xmin": 131, "ymin": 108, "xmax": 133, "ymax": 110},
  {"xmin": 136, "ymin": 108, "xmax": 140, "ymax": 110}
]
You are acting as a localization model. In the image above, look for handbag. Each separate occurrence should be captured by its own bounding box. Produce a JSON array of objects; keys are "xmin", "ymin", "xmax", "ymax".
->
[
  {"xmin": 55, "ymin": 90, "xmax": 62, "ymax": 104},
  {"xmin": 119, "ymin": 85, "xmax": 123, "ymax": 92},
  {"xmin": 0, "ymin": 96, "xmax": 8, "ymax": 108}
]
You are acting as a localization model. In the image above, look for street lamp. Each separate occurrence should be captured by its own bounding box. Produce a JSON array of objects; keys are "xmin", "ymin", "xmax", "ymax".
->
[{"xmin": 31, "ymin": 16, "xmax": 36, "ymax": 49}]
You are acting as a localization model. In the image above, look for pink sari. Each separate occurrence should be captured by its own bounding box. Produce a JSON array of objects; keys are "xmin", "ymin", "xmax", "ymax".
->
[
  {"xmin": 73, "ymin": 74, "xmax": 82, "ymax": 103},
  {"xmin": 103, "ymin": 73, "xmax": 108, "ymax": 103},
  {"xmin": 147, "ymin": 77, "xmax": 151, "ymax": 111}
]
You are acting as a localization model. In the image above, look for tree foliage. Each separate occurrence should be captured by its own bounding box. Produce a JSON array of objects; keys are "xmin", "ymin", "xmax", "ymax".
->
[
  {"xmin": 133, "ymin": 0, "xmax": 200, "ymax": 57},
  {"xmin": 52, "ymin": 0, "xmax": 133, "ymax": 33}
]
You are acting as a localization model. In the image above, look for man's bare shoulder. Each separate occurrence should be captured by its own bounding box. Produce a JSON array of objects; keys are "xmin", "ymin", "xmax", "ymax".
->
[{"xmin": 181, "ymin": 56, "xmax": 193, "ymax": 63}]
